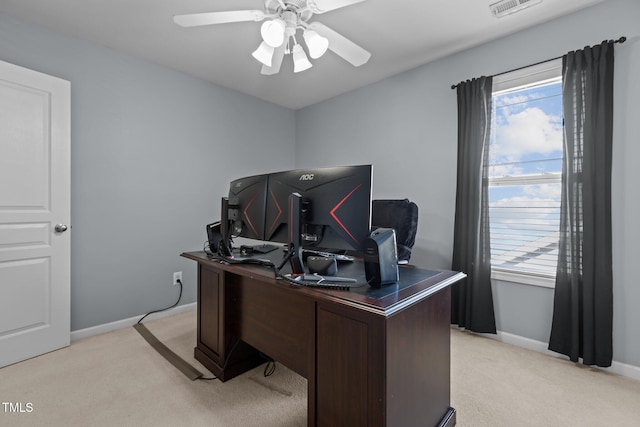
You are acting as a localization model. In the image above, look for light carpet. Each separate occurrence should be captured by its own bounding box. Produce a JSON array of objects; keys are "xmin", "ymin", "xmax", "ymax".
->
[{"xmin": 1, "ymin": 310, "xmax": 639, "ymax": 426}]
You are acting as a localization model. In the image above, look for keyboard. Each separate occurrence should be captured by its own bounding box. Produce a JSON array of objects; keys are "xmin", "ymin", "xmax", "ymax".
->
[
  {"xmin": 238, "ymin": 243, "xmax": 281, "ymax": 255},
  {"xmin": 250, "ymin": 243, "xmax": 280, "ymax": 254},
  {"xmin": 302, "ymin": 249, "xmax": 354, "ymax": 262}
]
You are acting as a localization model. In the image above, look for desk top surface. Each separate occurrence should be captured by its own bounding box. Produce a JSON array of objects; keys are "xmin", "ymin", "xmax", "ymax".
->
[{"xmin": 181, "ymin": 251, "xmax": 465, "ymax": 316}]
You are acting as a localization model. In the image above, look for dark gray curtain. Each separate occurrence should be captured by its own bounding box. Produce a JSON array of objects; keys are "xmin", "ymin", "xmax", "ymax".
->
[
  {"xmin": 451, "ymin": 77, "xmax": 496, "ymax": 334},
  {"xmin": 548, "ymin": 41, "xmax": 614, "ymax": 367}
]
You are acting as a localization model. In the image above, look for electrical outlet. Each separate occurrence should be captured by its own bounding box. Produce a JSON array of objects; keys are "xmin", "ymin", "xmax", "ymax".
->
[{"xmin": 173, "ymin": 271, "xmax": 182, "ymax": 286}]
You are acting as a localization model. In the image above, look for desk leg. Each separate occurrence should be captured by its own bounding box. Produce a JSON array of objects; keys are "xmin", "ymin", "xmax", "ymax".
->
[
  {"xmin": 315, "ymin": 286, "xmax": 453, "ymax": 427},
  {"xmin": 194, "ymin": 263, "xmax": 262, "ymax": 381},
  {"xmin": 315, "ymin": 302, "xmax": 385, "ymax": 427}
]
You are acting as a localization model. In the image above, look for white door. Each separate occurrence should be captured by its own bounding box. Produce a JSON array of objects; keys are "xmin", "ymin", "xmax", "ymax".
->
[{"xmin": 0, "ymin": 60, "xmax": 71, "ymax": 367}]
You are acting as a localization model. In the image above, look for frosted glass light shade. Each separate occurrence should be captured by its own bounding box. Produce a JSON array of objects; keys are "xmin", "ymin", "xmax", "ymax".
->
[
  {"xmin": 303, "ymin": 30, "xmax": 329, "ymax": 59},
  {"xmin": 252, "ymin": 42, "xmax": 275, "ymax": 67},
  {"xmin": 292, "ymin": 44, "xmax": 312, "ymax": 73},
  {"xmin": 261, "ymin": 19, "xmax": 286, "ymax": 48}
]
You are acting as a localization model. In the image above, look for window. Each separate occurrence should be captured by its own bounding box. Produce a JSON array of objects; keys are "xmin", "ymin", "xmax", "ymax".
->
[{"xmin": 488, "ymin": 59, "xmax": 562, "ymax": 287}]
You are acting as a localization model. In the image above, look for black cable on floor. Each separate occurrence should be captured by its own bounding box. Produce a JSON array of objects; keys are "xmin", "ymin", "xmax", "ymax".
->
[{"xmin": 137, "ymin": 279, "xmax": 183, "ymax": 324}]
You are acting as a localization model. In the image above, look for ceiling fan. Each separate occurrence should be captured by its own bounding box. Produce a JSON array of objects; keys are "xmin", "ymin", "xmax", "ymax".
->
[{"xmin": 173, "ymin": 0, "xmax": 371, "ymax": 75}]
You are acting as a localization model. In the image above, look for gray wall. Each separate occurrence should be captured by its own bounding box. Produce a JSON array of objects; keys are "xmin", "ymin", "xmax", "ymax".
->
[
  {"xmin": 295, "ymin": 0, "xmax": 640, "ymax": 367},
  {"xmin": 0, "ymin": 13, "xmax": 296, "ymax": 331},
  {"xmin": 2, "ymin": 0, "xmax": 639, "ymax": 368}
]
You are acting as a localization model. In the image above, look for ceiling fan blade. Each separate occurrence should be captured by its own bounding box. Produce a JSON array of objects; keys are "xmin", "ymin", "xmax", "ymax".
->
[
  {"xmin": 308, "ymin": 22, "xmax": 371, "ymax": 67},
  {"xmin": 261, "ymin": 44, "xmax": 286, "ymax": 75},
  {"xmin": 308, "ymin": 0, "xmax": 367, "ymax": 14},
  {"xmin": 173, "ymin": 10, "xmax": 265, "ymax": 27}
]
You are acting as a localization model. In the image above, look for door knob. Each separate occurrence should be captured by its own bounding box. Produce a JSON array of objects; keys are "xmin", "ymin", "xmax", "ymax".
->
[{"xmin": 54, "ymin": 224, "xmax": 68, "ymax": 233}]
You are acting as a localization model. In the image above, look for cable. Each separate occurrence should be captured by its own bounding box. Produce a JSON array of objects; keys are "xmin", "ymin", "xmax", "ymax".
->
[
  {"xmin": 274, "ymin": 264, "xmax": 359, "ymax": 290},
  {"xmin": 137, "ymin": 279, "xmax": 183, "ymax": 324},
  {"xmin": 206, "ymin": 252, "xmax": 277, "ymax": 268},
  {"xmin": 206, "ymin": 240, "xmax": 357, "ymax": 289},
  {"xmin": 196, "ymin": 338, "xmax": 243, "ymax": 381},
  {"xmin": 134, "ymin": 274, "xmax": 224, "ymax": 381},
  {"xmin": 263, "ymin": 359, "xmax": 276, "ymax": 377},
  {"xmin": 276, "ymin": 242, "xmax": 295, "ymax": 270},
  {"xmin": 270, "ymin": 244, "xmax": 360, "ymax": 290}
]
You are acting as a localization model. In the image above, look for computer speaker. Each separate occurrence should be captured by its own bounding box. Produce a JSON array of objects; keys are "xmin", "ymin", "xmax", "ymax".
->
[
  {"xmin": 363, "ymin": 228, "xmax": 399, "ymax": 288},
  {"xmin": 206, "ymin": 222, "xmax": 232, "ymax": 256}
]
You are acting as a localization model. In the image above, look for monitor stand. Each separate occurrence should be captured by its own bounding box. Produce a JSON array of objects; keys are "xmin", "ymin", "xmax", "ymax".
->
[
  {"xmin": 218, "ymin": 197, "xmax": 232, "ymax": 257},
  {"xmin": 288, "ymin": 192, "xmax": 304, "ymax": 275}
]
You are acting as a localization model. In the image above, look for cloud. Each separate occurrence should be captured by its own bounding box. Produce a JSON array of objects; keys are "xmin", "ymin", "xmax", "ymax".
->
[
  {"xmin": 489, "ymin": 85, "xmax": 562, "ymax": 265},
  {"xmin": 494, "ymin": 94, "xmax": 531, "ymax": 119},
  {"xmin": 491, "ymin": 195, "xmax": 558, "ymax": 212},
  {"xmin": 488, "ymin": 162, "xmax": 523, "ymax": 177},
  {"xmin": 523, "ymin": 183, "xmax": 561, "ymax": 199},
  {"xmin": 489, "ymin": 194, "xmax": 560, "ymax": 233},
  {"xmin": 493, "ymin": 107, "xmax": 563, "ymax": 162}
]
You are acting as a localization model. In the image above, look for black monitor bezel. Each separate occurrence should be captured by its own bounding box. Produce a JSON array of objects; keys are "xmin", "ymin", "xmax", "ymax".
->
[
  {"xmin": 264, "ymin": 164, "xmax": 373, "ymax": 253},
  {"xmin": 227, "ymin": 173, "xmax": 269, "ymax": 241}
]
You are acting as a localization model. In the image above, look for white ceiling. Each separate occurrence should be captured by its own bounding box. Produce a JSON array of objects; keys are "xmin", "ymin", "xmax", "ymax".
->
[{"xmin": 0, "ymin": 0, "xmax": 605, "ymax": 109}]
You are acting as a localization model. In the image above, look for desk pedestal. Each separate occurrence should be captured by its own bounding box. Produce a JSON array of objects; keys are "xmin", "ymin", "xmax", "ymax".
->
[{"xmin": 183, "ymin": 252, "xmax": 461, "ymax": 427}]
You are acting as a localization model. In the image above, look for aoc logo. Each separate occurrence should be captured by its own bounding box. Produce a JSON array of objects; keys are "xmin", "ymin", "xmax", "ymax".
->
[{"xmin": 299, "ymin": 174, "xmax": 314, "ymax": 181}]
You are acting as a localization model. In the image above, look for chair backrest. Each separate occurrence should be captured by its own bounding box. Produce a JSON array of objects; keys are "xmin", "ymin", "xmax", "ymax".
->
[{"xmin": 371, "ymin": 199, "xmax": 418, "ymax": 262}]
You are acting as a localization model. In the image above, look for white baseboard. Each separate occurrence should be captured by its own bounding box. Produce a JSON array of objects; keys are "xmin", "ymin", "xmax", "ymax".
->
[
  {"xmin": 478, "ymin": 329, "xmax": 640, "ymax": 382},
  {"xmin": 70, "ymin": 302, "xmax": 197, "ymax": 342},
  {"xmin": 74, "ymin": 308, "xmax": 640, "ymax": 382}
]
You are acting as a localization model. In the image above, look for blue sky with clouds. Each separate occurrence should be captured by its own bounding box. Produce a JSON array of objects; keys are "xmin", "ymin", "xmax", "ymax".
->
[{"xmin": 488, "ymin": 79, "xmax": 563, "ymax": 270}]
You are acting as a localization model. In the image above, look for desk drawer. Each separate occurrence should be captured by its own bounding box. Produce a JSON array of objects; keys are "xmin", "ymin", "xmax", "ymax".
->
[{"xmin": 227, "ymin": 274, "xmax": 315, "ymax": 378}]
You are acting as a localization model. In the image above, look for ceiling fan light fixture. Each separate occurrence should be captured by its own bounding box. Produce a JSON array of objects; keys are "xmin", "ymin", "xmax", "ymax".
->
[
  {"xmin": 174, "ymin": 0, "xmax": 372, "ymax": 76},
  {"xmin": 261, "ymin": 19, "xmax": 286, "ymax": 47},
  {"xmin": 292, "ymin": 44, "xmax": 313, "ymax": 73},
  {"xmin": 252, "ymin": 41, "xmax": 275, "ymax": 67},
  {"xmin": 303, "ymin": 30, "xmax": 329, "ymax": 59}
]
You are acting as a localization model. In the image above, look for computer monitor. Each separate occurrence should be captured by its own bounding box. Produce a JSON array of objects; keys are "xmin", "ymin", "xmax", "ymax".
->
[
  {"xmin": 264, "ymin": 165, "xmax": 373, "ymax": 253},
  {"xmin": 227, "ymin": 173, "xmax": 269, "ymax": 241}
]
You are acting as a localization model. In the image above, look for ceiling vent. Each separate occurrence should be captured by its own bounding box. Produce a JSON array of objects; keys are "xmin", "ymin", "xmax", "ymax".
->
[{"xmin": 490, "ymin": 0, "xmax": 543, "ymax": 18}]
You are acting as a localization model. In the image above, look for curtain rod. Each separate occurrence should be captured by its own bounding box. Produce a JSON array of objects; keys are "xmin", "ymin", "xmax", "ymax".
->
[{"xmin": 450, "ymin": 36, "xmax": 626, "ymax": 90}]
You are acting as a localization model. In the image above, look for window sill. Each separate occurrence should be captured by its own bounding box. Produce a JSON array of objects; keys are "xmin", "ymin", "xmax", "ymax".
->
[{"xmin": 491, "ymin": 267, "xmax": 555, "ymax": 288}]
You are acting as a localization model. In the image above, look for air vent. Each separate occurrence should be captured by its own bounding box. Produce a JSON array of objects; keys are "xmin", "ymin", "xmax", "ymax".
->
[{"xmin": 490, "ymin": 0, "xmax": 543, "ymax": 18}]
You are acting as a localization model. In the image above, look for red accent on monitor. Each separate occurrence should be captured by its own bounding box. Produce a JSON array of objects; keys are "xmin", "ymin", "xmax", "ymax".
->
[
  {"xmin": 243, "ymin": 190, "xmax": 262, "ymax": 237},
  {"xmin": 330, "ymin": 184, "xmax": 362, "ymax": 245}
]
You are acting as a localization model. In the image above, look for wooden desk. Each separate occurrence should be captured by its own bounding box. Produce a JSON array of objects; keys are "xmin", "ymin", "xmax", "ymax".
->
[{"xmin": 182, "ymin": 251, "xmax": 464, "ymax": 427}]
